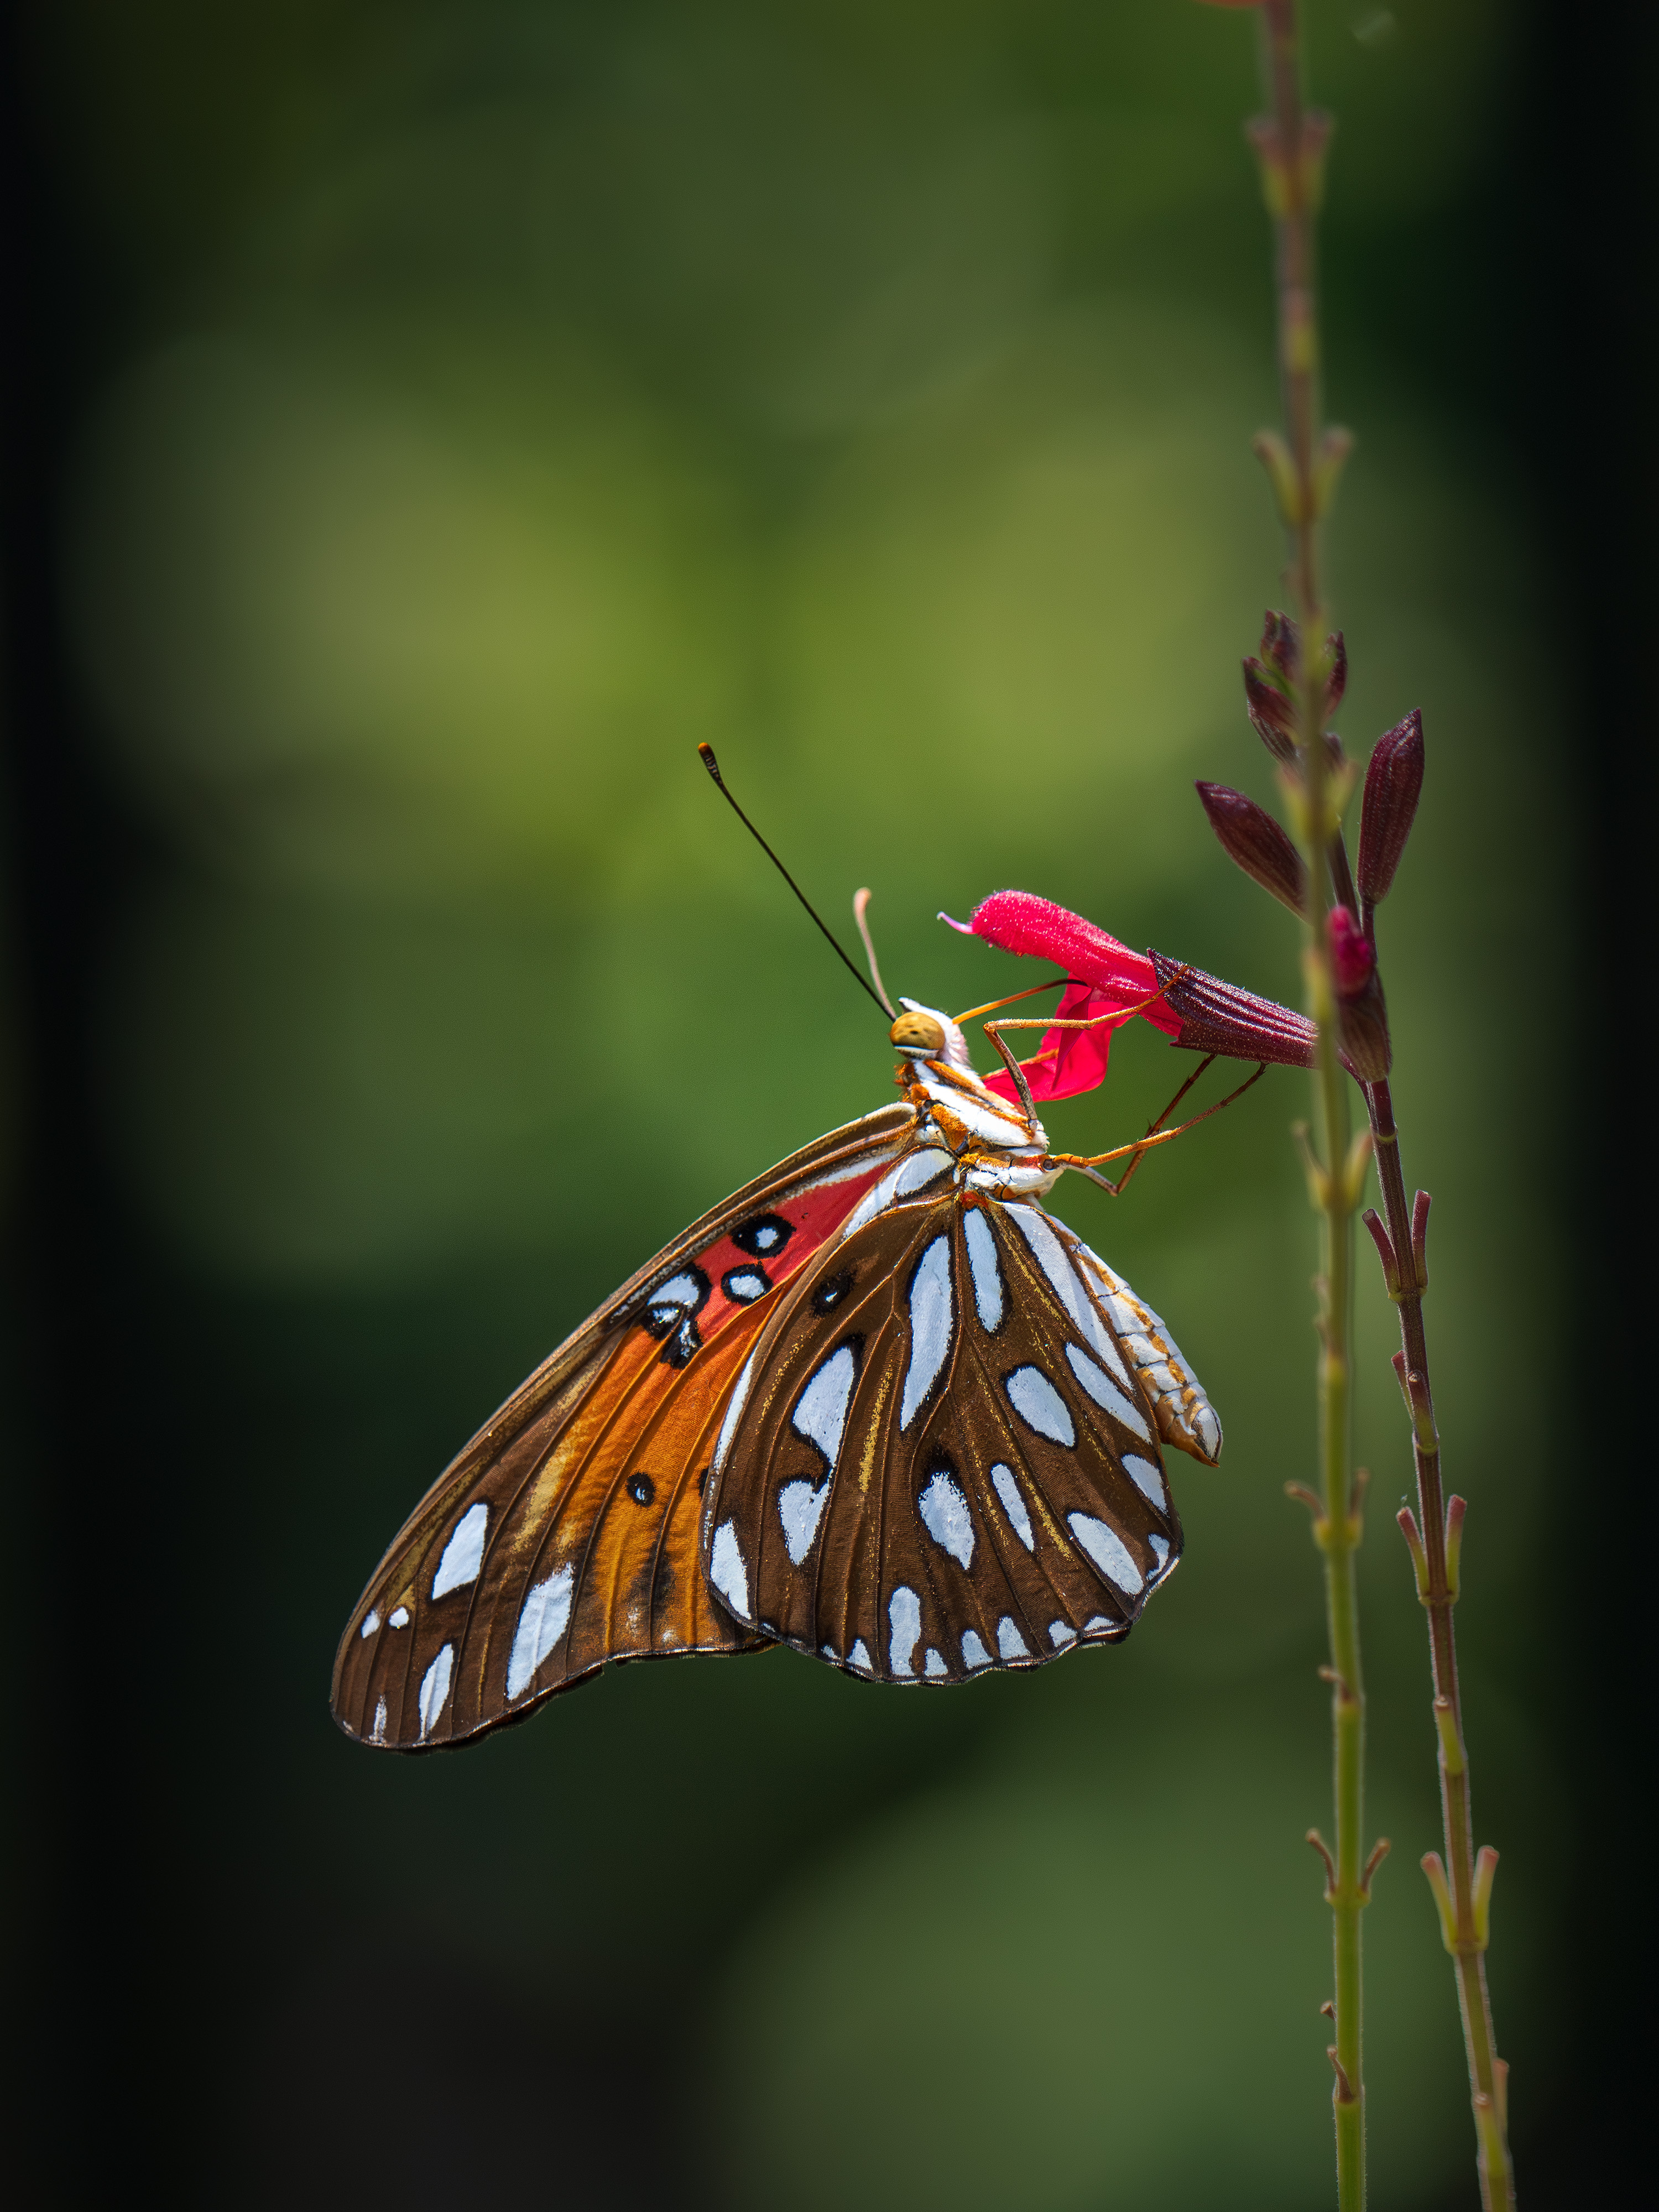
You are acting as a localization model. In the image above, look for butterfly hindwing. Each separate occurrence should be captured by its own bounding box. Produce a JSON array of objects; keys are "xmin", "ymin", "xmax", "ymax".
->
[
  {"xmin": 331, "ymin": 1105, "xmax": 914, "ymax": 1749},
  {"xmin": 701, "ymin": 1172, "xmax": 1183, "ymax": 1683}
]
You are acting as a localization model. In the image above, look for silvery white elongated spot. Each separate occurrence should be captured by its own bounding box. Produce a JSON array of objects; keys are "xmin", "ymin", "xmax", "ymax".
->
[
  {"xmin": 961, "ymin": 1629, "xmax": 992, "ymax": 1670},
  {"xmin": 710, "ymin": 1520, "xmax": 750, "ymax": 1618},
  {"xmin": 1063, "ymin": 1344, "xmax": 1152, "ymax": 1443},
  {"xmin": 1068, "ymin": 1513, "xmax": 1144, "ymax": 1596},
  {"xmin": 1122, "ymin": 1454, "xmax": 1166, "ymax": 1509},
  {"xmin": 997, "ymin": 1616, "xmax": 1030, "ymax": 1661},
  {"xmin": 432, "ymin": 1501, "xmax": 489, "ymax": 1599},
  {"xmin": 779, "ymin": 1478, "xmax": 831, "ymax": 1566},
  {"xmin": 1006, "ymin": 1206, "xmax": 1130, "ymax": 1384},
  {"xmin": 963, "ymin": 1207, "xmax": 1005, "ymax": 1331},
  {"xmin": 889, "ymin": 1586, "xmax": 922, "ymax": 1676},
  {"xmin": 359, "ymin": 1610, "xmax": 380, "ymax": 1640},
  {"xmin": 990, "ymin": 1462, "xmax": 1034, "ymax": 1550},
  {"xmin": 841, "ymin": 1147, "xmax": 951, "ymax": 1239},
  {"xmin": 1049, "ymin": 1621, "xmax": 1076, "ymax": 1647},
  {"xmin": 849, "ymin": 1639, "xmax": 873, "ymax": 1671},
  {"xmin": 1004, "ymin": 1364, "xmax": 1076, "ymax": 1447},
  {"xmin": 900, "ymin": 1237, "xmax": 953, "ymax": 1431},
  {"xmin": 925, "ymin": 1648, "xmax": 948, "ymax": 1677},
  {"xmin": 792, "ymin": 1343, "xmax": 858, "ymax": 1469},
  {"xmin": 418, "ymin": 1645, "xmax": 455, "ymax": 1739},
  {"xmin": 507, "ymin": 1564, "xmax": 575, "ymax": 1699},
  {"xmin": 917, "ymin": 1469, "xmax": 974, "ymax": 1568}
]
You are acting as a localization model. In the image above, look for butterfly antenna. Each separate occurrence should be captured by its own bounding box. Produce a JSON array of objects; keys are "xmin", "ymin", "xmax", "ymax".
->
[
  {"xmin": 697, "ymin": 744, "xmax": 890, "ymax": 1020},
  {"xmin": 852, "ymin": 889, "xmax": 898, "ymax": 1019}
]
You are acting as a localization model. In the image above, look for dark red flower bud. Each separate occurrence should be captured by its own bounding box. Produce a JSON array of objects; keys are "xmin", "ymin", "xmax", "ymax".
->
[
  {"xmin": 1243, "ymin": 658, "xmax": 1297, "ymax": 759},
  {"xmin": 1324, "ymin": 909, "xmax": 1391, "ymax": 1077},
  {"xmin": 1150, "ymin": 951, "xmax": 1321, "ymax": 1070},
  {"xmin": 1326, "ymin": 906, "xmax": 1374, "ymax": 997},
  {"xmin": 1261, "ymin": 608, "xmax": 1298, "ymax": 682},
  {"xmin": 1196, "ymin": 781, "xmax": 1308, "ymax": 917},
  {"xmin": 1356, "ymin": 709, "xmax": 1424, "ymax": 909},
  {"xmin": 1246, "ymin": 615, "xmax": 1348, "ymax": 763},
  {"xmin": 1324, "ymin": 630, "xmax": 1348, "ymax": 718}
]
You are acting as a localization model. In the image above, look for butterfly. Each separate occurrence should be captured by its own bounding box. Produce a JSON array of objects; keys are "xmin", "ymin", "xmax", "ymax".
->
[{"xmin": 331, "ymin": 994, "xmax": 1222, "ymax": 1751}]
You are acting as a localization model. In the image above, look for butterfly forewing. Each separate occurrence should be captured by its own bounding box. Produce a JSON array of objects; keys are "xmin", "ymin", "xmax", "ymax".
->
[
  {"xmin": 331, "ymin": 1105, "xmax": 915, "ymax": 1749},
  {"xmin": 702, "ymin": 1180, "xmax": 1183, "ymax": 1684}
]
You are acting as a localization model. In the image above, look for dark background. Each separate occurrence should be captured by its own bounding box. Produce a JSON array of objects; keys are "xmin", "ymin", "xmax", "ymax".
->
[{"xmin": 3, "ymin": 2, "xmax": 1648, "ymax": 2206}]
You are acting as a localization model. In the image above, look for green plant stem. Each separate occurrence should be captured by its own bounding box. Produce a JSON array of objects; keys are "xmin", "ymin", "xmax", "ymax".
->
[
  {"xmin": 1254, "ymin": 6, "xmax": 1377, "ymax": 2205},
  {"xmin": 1363, "ymin": 1076, "xmax": 1515, "ymax": 2210}
]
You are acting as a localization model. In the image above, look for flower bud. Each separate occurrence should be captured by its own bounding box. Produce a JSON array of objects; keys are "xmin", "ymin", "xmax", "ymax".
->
[
  {"xmin": 1150, "ymin": 951, "xmax": 1319, "ymax": 1070},
  {"xmin": 1243, "ymin": 658, "xmax": 1297, "ymax": 759},
  {"xmin": 1245, "ymin": 614, "xmax": 1348, "ymax": 762},
  {"xmin": 1326, "ymin": 906, "xmax": 1374, "ymax": 997},
  {"xmin": 1326, "ymin": 910, "xmax": 1391, "ymax": 1078},
  {"xmin": 1356, "ymin": 709, "xmax": 1424, "ymax": 907},
  {"xmin": 1196, "ymin": 782, "xmax": 1308, "ymax": 917}
]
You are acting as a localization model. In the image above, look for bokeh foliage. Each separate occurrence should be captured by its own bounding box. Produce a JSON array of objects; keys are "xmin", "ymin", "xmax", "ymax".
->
[{"xmin": 24, "ymin": 1, "xmax": 1562, "ymax": 2203}]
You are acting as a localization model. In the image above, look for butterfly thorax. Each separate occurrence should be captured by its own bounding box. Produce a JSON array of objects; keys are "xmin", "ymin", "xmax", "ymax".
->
[{"xmin": 893, "ymin": 999, "xmax": 1059, "ymax": 1204}]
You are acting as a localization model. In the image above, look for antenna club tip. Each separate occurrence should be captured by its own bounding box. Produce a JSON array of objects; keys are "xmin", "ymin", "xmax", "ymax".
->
[{"xmin": 697, "ymin": 742, "xmax": 721, "ymax": 776}]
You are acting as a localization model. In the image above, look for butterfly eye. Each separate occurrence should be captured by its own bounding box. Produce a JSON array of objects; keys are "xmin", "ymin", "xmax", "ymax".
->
[
  {"xmin": 811, "ymin": 1269, "xmax": 854, "ymax": 1314},
  {"xmin": 890, "ymin": 1009, "xmax": 946, "ymax": 1055},
  {"xmin": 627, "ymin": 1474, "xmax": 656, "ymax": 1507}
]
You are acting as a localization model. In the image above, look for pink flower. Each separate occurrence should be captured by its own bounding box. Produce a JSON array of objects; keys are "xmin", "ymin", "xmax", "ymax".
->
[{"xmin": 947, "ymin": 888, "xmax": 1321, "ymax": 1104}]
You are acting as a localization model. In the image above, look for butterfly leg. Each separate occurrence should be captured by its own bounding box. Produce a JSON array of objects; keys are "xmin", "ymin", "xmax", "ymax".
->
[{"xmin": 1051, "ymin": 1059, "xmax": 1267, "ymax": 1194}]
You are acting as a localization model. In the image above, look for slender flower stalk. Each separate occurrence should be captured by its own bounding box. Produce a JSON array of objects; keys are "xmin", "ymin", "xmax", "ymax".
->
[
  {"xmin": 1205, "ymin": 3, "xmax": 1515, "ymax": 2200},
  {"xmin": 1247, "ymin": 6, "xmax": 1378, "ymax": 2203}
]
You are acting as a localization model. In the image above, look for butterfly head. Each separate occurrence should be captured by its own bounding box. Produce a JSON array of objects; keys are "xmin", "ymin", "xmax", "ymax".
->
[{"xmin": 890, "ymin": 999, "xmax": 974, "ymax": 1072}]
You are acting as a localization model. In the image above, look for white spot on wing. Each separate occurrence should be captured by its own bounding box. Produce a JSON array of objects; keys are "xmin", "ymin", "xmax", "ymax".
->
[
  {"xmin": 779, "ymin": 1479, "xmax": 831, "ymax": 1565},
  {"xmin": 712, "ymin": 1350, "xmax": 758, "ymax": 1478},
  {"xmin": 889, "ymin": 1586, "xmax": 922, "ymax": 1676},
  {"xmin": 1006, "ymin": 1205, "xmax": 1132, "ymax": 1384},
  {"xmin": 1068, "ymin": 1512, "xmax": 1144, "ymax": 1595},
  {"xmin": 371, "ymin": 1697, "xmax": 388, "ymax": 1743},
  {"xmin": 417, "ymin": 1645, "xmax": 455, "ymax": 1739},
  {"xmin": 961, "ymin": 1629, "xmax": 992, "ymax": 1670},
  {"xmin": 997, "ymin": 1616, "xmax": 1030, "ymax": 1660},
  {"xmin": 925, "ymin": 1648, "xmax": 948, "ymax": 1677},
  {"xmin": 1004, "ymin": 1364, "xmax": 1076, "ymax": 1447},
  {"xmin": 388, "ymin": 1606, "xmax": 410, "ymax": 1629},
  {"xmin": 991, "ymin": 1463, "xmax": 1034, "ymax": 1550},
  {"xmin": 792, "ymin": 1343, "xmax": 858, "ymax": 1469},
  {"xmin": 709, "ymin": 1520, "xmax": 750, "ymax": 1619},
  {"xmin": 1064, "ymin": 1344, "xmax": 1153, "ymax": 1442},
  {"xmin": 849, "ymin": 1639, "xmax": 873, "ymax": 1671},
  {"xmin": 1049, "ymin": 1620, "xmax": 1076, "ymax": 1647},
  {"xmin": 431, "ymin": 1501, "xmax": 489, "ymax": 1599},
  {"xmin": 963, "ymin": 1208, "xmax": 1004, "ymax": 1331},
  {"xmin": 917, "ymin": 1469, "xmax": 974, "ymax": 1567},
  {"xmin": 841, "ymin": 1146, "xmax": 951, "ymax": 1239},
  {"xmin": 1123, "ymin": 1453, "xmax": 1166, "ymax": 1508},
  {"xmin": 359, "ymin": 1610, "xmax": 380, "ymax": 1640},
  {"xmin": 1149, "ymin": 1534, "xmax": 1172, "ymax": 1578},
  {"xmin": 900, "ymin": 1237, "xmax": 954, "ymax": 1431},
  {"xmin": 507, "ymin": 1564, "xmax": 575, "ymax": 1698},
  {"xmin": 649, "ymin": 1271, "xmax": 703, "ymax": 1311},
  {"xmin": 1194, "ymin": 1404, "xmax": 1223, "ymax": 1461},
  {"xmin": 1083, "ymin": 1615, "xmax": 1113, "ymax": 1632}
]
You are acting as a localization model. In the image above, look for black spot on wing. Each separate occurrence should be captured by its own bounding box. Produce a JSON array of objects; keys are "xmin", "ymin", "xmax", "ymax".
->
[{"xmin": 732, "ymin": 1212, "xmax": 794, "ymax": 1259}]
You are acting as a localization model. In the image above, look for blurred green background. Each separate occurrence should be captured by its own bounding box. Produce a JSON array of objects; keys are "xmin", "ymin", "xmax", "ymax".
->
[{"xmin": 6, "ymin": 1, "xmax": 1611, "ymax": 2205}]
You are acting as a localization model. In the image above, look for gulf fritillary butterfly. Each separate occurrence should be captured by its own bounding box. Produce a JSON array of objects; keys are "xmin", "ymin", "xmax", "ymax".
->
[{"xmin": 331, "ymin": 995, "xmax": 1223, "ymax": 1752}]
